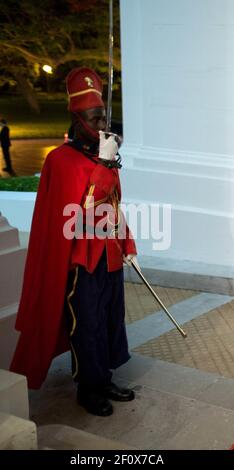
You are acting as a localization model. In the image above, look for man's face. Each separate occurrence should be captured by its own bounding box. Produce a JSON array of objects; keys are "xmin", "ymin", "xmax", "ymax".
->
[
  {"xmin": 73, "ymin": 107, "xmax": 106, "ymax": 143},
  {"xmin": 81, "ymin": 107, "xmax": 106, "ymax": 131}
]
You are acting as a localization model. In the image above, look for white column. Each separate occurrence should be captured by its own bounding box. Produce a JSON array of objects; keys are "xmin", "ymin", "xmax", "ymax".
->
[
  {"xmin": 120, "ymin": 0, "xmax": 234, "ymax": 267},
  {"xmin": 120, "ymin": 0, "xmax": 143, "ymax": 164}
]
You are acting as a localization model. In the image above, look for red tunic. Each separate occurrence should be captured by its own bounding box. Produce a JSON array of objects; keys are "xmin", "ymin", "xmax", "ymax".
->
[
  {"xmin": 10, "ymin": 144, "xmax": 136, "ymax": 389},
  {"xmin": 70, "ymin": 155, "xmax": 136, "ymax": 272}
]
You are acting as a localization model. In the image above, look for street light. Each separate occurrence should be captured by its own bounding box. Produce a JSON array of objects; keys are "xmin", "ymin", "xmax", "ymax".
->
[
  {"xmin": 42, "ymin": 65, "xmax": 53, "ymax": 93},
  {"xmin": 42, "ymin": 64, "xmax": 53, "ymax": 74}
]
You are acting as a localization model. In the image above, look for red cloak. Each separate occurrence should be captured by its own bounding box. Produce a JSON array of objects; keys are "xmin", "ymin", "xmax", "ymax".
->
[{"xmin": 10, "ymin": 145, "xmax": 93, "ymax": 388}]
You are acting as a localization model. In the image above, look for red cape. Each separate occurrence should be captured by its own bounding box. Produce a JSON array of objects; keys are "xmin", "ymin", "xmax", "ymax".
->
[{"xmin": 10, "ymin": 144, "xmax": 91, "ymax": 389}]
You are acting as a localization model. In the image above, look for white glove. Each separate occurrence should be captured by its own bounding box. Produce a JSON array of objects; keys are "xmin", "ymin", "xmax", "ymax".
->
[
  {"xmin": 123, "ymin": 254, "xmax": 141, "ymax": 271},
  {"xmin": 99, "ymin": 130, "xmax": 119, "ymax": 161}
]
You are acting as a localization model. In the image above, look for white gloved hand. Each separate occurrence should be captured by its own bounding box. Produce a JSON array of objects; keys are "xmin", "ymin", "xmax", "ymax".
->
[
  {"xmin": 123, "ymin": 254, "xmax": 141, "ymax": 271},
  {"xmin": 99, "ymin": 130, "xmax": 119, "ymax": 161}
]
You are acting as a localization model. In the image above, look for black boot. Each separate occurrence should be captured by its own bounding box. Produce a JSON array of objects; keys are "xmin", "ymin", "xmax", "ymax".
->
[
  {"xmin": 104, "ymin": 382, "xmax": 135, "ymax": 402},
  {"xmin": 77, "ymin": 386, "xmax": 113, "ymax": 416}
]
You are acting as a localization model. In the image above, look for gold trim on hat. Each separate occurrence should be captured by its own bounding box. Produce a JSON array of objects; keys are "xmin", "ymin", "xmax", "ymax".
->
[{"xmin": 68, "ymin": 88, "xmax": 102, "ymax": 99}]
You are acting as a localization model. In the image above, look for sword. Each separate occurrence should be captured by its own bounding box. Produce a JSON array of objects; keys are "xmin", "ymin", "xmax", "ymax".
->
[
  {"xmin": 106, "ymin": 0, "xmax": 114, "ymax": 132},
  {"xmin": 131, "ymin": 259, "xmax": 187, "ymax": 338}
]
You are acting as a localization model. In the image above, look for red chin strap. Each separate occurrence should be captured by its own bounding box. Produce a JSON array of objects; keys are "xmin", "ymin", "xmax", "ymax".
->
[{"xmin": 76, "ymin": 114, "xmax": 100, "ymax": 143}]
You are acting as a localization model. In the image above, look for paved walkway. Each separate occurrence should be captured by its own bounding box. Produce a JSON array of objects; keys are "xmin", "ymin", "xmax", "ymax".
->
[
  {"xmin": 126, "ymin": 286, "xmax": 234, "ymax": 378},
  {"xmin": 29, "ymin": 279, "xmax": 234, "ymax": 450},
  {"xmin": 0, "ymin": 139, "xmax": 62, "ymax": 177}
]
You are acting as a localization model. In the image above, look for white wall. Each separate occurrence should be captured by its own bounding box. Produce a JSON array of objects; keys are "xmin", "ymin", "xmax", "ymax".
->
[
  {"xmin": 0, "ymin": 192, "xmax": 36, "ymax": 232},
  {"xmin": 120, "ymin": 0, "xmax": 234, "ymax": 267}
]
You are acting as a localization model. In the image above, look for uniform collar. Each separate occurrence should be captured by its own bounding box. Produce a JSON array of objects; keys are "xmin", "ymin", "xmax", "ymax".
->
[{"xmin": 66, "ymin": 139, "xmax": 99, "ymax": 161}]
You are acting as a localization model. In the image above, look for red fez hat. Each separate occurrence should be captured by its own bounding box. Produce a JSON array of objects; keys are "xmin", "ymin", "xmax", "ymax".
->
[{"xmin": 66, "ymin": 67, "xmax": 105, "ymax": 112}]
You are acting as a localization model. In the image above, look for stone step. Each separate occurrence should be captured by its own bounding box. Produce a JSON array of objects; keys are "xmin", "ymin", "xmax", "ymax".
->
[
  {"xmin": 0, "ymin": 369, "xmax": 29, "ymax": 420},
  {"xmin": 31, "ymin": 351, "xmax": 234, "ymax": 450},
  {"xmin": 0, "ymin": 304, "xmax": 19, "ymax": 370},
  {"xmin": 37, "ymin": 424, "xmax": 136, "ymax": 450},
  {"xmin": 40, "ymin": 446, "xmax": 54, "ymax": 450},
  {"xmin": 0, "ymin": 225, "xmax": 20, "ymax": 252},
  {"xmin": 0, "ymin": 215, "xmax": 9, "ymax": 228},
  {"xmin": 31, "ymin": 355, "xmax": 234, "ymax": 450},
  {"xmin": 0, "ymin": 411, "xmax": 37, "ymax": 450},
  {"xmin": 19, "ymin": 231, "xmax": 30, "ymax": 249},
  {"xmin": 113, "ymin": 354, "xmax": 234, "ymax": 450},
  {"xmin": 0, "ymin": 247, "xmax": 26, "ymax": 308}
]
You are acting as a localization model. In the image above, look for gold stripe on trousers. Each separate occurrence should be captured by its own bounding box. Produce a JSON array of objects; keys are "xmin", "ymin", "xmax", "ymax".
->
[{"xmin": 67, "ymin": 266, "xmax": 79, "ymax": 379}]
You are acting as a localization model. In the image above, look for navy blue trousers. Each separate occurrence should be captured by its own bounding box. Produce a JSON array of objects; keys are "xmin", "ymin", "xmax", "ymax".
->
[{"xmin": 64, "ymin": 250, "xmax": 130, "ymax": 390}]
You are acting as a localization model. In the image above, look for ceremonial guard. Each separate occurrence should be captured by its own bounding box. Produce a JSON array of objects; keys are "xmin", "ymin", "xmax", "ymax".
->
[{"xmin": 10, "ymin": 67, "xmax": 139, "ymax": 416}]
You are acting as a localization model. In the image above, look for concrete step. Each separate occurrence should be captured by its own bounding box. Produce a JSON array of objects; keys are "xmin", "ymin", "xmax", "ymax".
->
[
  {"xmin": 0, "ymin": 304, "xmax": 19, "ymax": 369},
  {"xmin": 0, "ymin": 215, "xmax": 9, "ymax": 228},
  {"xmin": 29, "ymin": 352, "xmax": 234, "ymax": 450},
  {"xmin": 0, "ymin": 248, "xmax": 26, "ymax": 308},
  {"xmin": 19, "ymin": 231, "xmax": 30, "ymax": 249},
  {"xmin": 0, "ymin": 369, "xmax": 29, "ymax": 420},
  {"xmin": 113, "ymin": 354, "xmax": 234, "ymax": 449},
  {"xmin": 0, "ymin": 225, "xmax": 20, "ymax": 252},
  {"xmin": 0, "ymin": 411, "xmax": 37, "ymax": 450},
  {"xmin": 40, "ymin": 446, "xmax": 54, "ymax": 450},
  {"xmin": 37, "ymin": 424, "xmax": 136, "ymax": 450}
]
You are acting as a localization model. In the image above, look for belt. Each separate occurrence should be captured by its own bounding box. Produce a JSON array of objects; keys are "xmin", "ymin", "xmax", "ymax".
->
[{"xmin": 75, "ymin": 223, "xmax": 119, "ymax": 238}]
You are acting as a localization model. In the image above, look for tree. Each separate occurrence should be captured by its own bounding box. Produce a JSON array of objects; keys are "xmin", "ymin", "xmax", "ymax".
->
[{"xmin": 0, "ymin": 0, "xmax": 120, "ymax": 112}]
